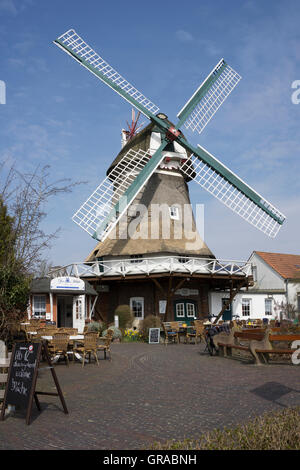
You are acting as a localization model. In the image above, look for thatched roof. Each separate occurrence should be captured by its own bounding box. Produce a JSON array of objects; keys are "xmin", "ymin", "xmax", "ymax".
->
[{"xmin": 85, "ymin": 171, "xmax": 215, "ymax": 261}]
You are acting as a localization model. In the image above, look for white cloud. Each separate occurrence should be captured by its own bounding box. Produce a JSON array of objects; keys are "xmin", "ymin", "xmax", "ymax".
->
[
  {"xmin": 0, "ymin": 0, "xmax": 33, "ymax": 15},
  {"xmin": 176, "ymin": 30, "xmax": 193, "ymax": 43}
]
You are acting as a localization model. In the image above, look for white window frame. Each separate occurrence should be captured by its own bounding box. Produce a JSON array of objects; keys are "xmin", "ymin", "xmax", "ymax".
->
[
  {"xmin": 32, "ymin": 295, "xmax": 46, "ymax": 318},
  {"xmin": 169, "ymin": 206, "xmax": 180, "ymax": 220},
  {"xmin": 186, "ymin": 303, "xmax": 196, "ymax": 318},
  {"xmin": 130, "ymin": 297, "xmax": 144, "ymax": 319},
  {"xmin": 242, "ymin": 298, "xmax": 251, "ymax": 317},
  {"xmin": 176, "ymin": 302, "xmax": 185, "ymax": 318},
  {"xmin": 264, "ymin": 298, "xmax": 273, "ymax": 316}
]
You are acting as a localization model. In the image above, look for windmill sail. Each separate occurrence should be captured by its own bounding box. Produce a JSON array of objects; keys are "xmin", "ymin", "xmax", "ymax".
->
[
  {"xmin": 180, "ymin": 144, "xmax": 285, "ymax": 238},
  {"xmin": 54, "ymin": 30, "xmax": 286, "ymax": 239},
  {"xmin": 176, "ymin": 59, "xmax": 241, "ymax": 134},
  {"xmin": 73, "ymin": 144, "xmax": 168, "ymax": 242},
  {"xmin": 54, "ymin": 29, "xmax": 159, "ymax": 118}
]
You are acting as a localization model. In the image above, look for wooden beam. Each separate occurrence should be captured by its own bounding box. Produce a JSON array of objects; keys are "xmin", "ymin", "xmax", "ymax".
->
[
  {"xmin": 212, "ymin": 280, "xmax": 247, "ymax": 324},
  {"xmin": 151, "ymin": 277, "xmax": 167, "ymax": 296},
  {"xmin": 164, "ymin": 276, "xmax": 173, "ymax": 322}
]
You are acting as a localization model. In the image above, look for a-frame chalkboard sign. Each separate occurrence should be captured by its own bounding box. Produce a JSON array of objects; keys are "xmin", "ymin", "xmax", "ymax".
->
[
  {"xmin": 0, "ymin": 341, "xmax": 68, "ymax": 425},
  {"xmin": 149, "ymin": 328, "xmax": 160, "ymax": 344}
]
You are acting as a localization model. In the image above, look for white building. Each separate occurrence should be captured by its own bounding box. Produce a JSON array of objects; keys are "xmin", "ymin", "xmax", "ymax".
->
[{"xmin": 210, "ymin": 251, "xmax": 300, "ymax": 322}]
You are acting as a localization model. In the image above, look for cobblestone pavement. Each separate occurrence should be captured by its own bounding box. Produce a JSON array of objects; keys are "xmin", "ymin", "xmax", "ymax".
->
[{"xmin": 0, "ymin": 342, "xmax": 299, "ymax": 450}]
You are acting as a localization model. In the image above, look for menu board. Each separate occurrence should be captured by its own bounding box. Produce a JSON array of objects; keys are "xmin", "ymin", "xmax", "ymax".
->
[
  {"xmin": 149, "ymin": 328, "xmax": 160, "ymax": 344},
  {"xmin": 4, "ymin": 342, "xmax": 40, "ymax": 410}
]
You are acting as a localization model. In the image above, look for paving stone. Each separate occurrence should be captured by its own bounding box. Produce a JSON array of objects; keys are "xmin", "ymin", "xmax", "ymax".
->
[{"xmin": 0, "ymin": 342, "xmax": 299, "ymax": 449}]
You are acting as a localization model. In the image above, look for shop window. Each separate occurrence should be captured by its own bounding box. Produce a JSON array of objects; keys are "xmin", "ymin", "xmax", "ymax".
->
[{"xmin": 33, "ymin": 295, "xmax": 46, "ymax": 317}]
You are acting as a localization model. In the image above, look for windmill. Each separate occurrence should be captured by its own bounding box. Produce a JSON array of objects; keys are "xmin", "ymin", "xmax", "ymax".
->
[{"xmin": 54, "ymin": 29, "xmax": 285, "ymax": 246}]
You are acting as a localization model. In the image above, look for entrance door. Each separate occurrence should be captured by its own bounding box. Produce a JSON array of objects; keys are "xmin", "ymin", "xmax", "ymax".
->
[
  {"xmin": 57, "ymin": 296, "xmax": 73, "ymax": 328},
  {"xmin": 222, "ymin": 298, "xmax": 232, "ymax": 321},
  {"xmin": 73, "ymin": 295, "xmax": 85, "ymax": 333},
  {"xmin": 174, "ymin": 300, "xmax": 197, "ymax": 325}
]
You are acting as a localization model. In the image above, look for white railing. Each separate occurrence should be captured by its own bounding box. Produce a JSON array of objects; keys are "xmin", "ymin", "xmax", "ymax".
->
[{"xmin": 48, "ymin": 256, "xmax": 252, "ymax": 279}]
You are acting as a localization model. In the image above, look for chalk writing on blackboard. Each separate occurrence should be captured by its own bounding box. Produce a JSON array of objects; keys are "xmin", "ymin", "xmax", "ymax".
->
[
  {"xmin": 149, "ymin": 328, "xmax": 160, "ymax": 344},
  {"xmin": 0, "ymin": 341, "xmax": 68, "ymax": 425}
]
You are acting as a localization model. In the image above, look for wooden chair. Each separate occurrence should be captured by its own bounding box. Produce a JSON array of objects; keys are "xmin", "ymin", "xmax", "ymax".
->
[
  {"xmin": 48, "ymin": 333, "xmax": 70, "ymax": 366},
  {"xmin": 97, "ymin": 329, "xmax": 114, "ymax": 360},
  {"xmin": 185, "ymin": 321, "xmax": 205, "ymax": 344},
  {"xmin": 162, "ymin": 322, "xmax": 179, "ymax": 345},
  {"xmin": 74, "ymin": 332, "xmax": 99, "ymax": 367},
  {"xmin": 58, "ymin": 328, "xmax": 78, "ymax": 335}
]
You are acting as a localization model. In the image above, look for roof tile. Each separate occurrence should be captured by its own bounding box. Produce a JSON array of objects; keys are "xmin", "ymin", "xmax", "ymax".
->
[{"xmin": 255, "ymin": 251, "xmax": 300, "ymax": 279}]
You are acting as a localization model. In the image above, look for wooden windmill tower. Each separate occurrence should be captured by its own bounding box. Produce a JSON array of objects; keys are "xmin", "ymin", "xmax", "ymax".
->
[{"xmin": 53, "ymin": 30, "xmax": 286, "ymax": 325}]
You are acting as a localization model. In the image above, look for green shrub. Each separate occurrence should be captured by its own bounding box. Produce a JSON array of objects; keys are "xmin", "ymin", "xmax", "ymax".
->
[
  {"xmin": 150, "ymin": 407, "xmax": 300, "ymax": 450},
  {"xmin": 102, "ymin": 326, "xmax": 122, "ymax": 340},
  {"xmin": 87, "ymin": 321, "xmax": 104, "ymax": 334},
  {"xmin": 114, "ymin": 305, "xmax": 134, "ymax": 330},
  {"xmin": 139, "ymin": 315, "xmax": 161, "ymax": 341}
]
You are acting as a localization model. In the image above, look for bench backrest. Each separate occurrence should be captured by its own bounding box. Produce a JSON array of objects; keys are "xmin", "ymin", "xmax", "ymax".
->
[
  {"xmin": 269, "ymin": 334, "xmax": 300, "ymax": 342},
  {"xmin": 234, "ymin": 331, "xmax": 265, "ymax": 341}
]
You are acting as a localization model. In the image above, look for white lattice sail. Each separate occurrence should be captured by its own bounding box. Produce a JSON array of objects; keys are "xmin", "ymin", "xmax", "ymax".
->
[
  {"xmin": 177, "ymin": 59, "xmax": 241, "ymax": 135},
  {"xmin": 72, "ymin": 148, "xmax": 153, "ymax": 241},
  {"xmin": 180, "ymin": 145, "xmax": 285, "ymax": 238},
  {"xmin": 54, "ymin": 29, "xmax": 159, "ymax": 117}
]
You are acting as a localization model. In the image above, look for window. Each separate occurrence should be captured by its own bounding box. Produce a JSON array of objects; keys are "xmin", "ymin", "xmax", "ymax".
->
[
  {"xmin": 130, "ymin": 255, "xmax": 143, "ymax": 264},
  {"xmin": 33, "ymin": 295, "xmax": 46, "ymax": 317},
  {"xmin": 178, "ymin": 256, "xmax": 189, "ymax": 264},
  {"xmin": 75, "ymin": 297, "xmax": 83, "ymax": 320},
  {"xmin": 176, "ymin": 303, "xmax": 185, "ymax": 317},
  {"xmin": 242, "ymin": 298, "xmax": 251, "ymax": 317},
  {"xmin": 130, "ymin": 297, "xmax": 144, "ymax": 319},
  {"xmin": 186, "ymin": 303, "xmax": 196, "ymax": 317},
  {"xmin": 265, "ymin": 298, "xmax": 273, "ymax": 316},
  {"xmin": 169, "ymin": 206, "xmax": 180, "ymax": 220},
  {"xmin": 252, "ymin": 266, "xmax": 257, "ymax": 282}
]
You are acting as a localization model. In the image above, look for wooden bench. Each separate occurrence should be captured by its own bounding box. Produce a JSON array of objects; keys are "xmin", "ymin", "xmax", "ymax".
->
[
  {"xmin": 252, "ymin": 333, "xmax": 300, "ymax": 365},
  {"xmin": 216, "ymin": 329, "xmax": 265, "ymax": 359},
  {"xmin": 215, "ymin": 327, "xmax": 278, "ymax": 360}
]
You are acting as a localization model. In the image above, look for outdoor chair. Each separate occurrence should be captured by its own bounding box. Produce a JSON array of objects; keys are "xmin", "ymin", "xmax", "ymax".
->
[
  {"xmin": 97, "ymin": 329, "xmax": 114, "ymax": 360},
  {"xmin": 35, "ymin": 328, "xmax": 50, "ymax": 339},
  {"xmin": 58, "ymin": 328, "xmax": 78, "ymax": 335},
  {"xmin": 74, "ymin": 332, "xmax": 99, "ymax": 367},
  {"xmin": 162, "ymin": 322, "xmax": 179, "ymax": 345},
  {"xmin": 185, "ymin": 320, "xmax": 205, "ymax": 344},
  {"xmin": 48, "ymin": 333, "xmax": 70, "ymax": 366}
]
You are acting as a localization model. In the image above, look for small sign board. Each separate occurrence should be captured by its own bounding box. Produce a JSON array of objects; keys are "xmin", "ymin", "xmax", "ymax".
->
[
  {"xmin": 149, "ymin": 328, "xmax": 160, "ymax": 344},
  {"xmin": 159, "ymin": 301, "xmax": 167, "ymax": 314},
  {"xmin": 0, "ymin": 342, "xmax": 68, "ymax": 425},
  {"xmin": 50, "ymin": 276, "xmax": 84, "ymax": 291},
  {"xmin": 4, "ymin": 342, "xmax": 40, "ymax": 411}
]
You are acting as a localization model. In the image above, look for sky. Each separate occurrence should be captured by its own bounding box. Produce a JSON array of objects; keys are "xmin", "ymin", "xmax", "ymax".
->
[{"xmin": 0, "ymin": 0, "xmax": 299, "ymax": 267}]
